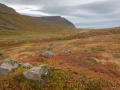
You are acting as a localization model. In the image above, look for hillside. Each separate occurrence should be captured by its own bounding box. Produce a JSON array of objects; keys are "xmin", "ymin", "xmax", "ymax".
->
[
  {"xmin": 0, "ymin": 3, "xmax": 17, "ymax": 14},
  {"xmin": 39, "ymin": 16, "xmax": 75, "ymax": 28},
  {"xmin": 0, "ymin": 3, "xmax": 76, "ymax": 41},
  {"xmin": 0, "ymin": 3, "xmax": 75, "ymax": 31}
]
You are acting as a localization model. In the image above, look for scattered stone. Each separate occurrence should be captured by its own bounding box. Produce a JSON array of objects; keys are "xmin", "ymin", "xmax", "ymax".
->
[
  {"xmin": 42, "ymin": 51, "xmax": 54, "ymax": 58},
  {"xmin": 46, "ymin": 43, "xmax": 57, "ymax": 51},
  {"xmin": 21, "ymin": 63, "xmax": 33, "ymax": 68},
  {"xmin": 46, "ymin": 47, "xmax": 52, "ymax": 51},
  {"xmin": 20, "ymin": 55, "xmax": 31, "ymax": 60},
  {"xmin": 0, "ymin": 59, "xmax": 20, "ymax": 75},
  {"xmin": 23, "ymin": 64, "xmax": 50, "ymax": 81},
  {"xmin": 49, "ymin": 43, "xmax": 57, "ymax": 46},
  {"xmin": 0, "ymin": 52, "xmax": 2, "ymax": 56},
  {"xmin": 62, "ymin": 50, "xmax": 71, "ymax": 54}
]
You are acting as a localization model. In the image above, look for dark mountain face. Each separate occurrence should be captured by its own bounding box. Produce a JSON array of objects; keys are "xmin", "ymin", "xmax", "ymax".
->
[
  {"xmin": 39, "ymin": 16, "xmax": 76, "ymax": 28},
  {"xmin": 0, "ymin": 3, "xmax": 17, "ymax": 14}
]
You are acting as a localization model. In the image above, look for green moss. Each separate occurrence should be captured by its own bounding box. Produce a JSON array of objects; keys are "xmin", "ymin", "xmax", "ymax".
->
[{"xmin": 39, "ymin": 64, "xmax": 48, "ymax": 69}]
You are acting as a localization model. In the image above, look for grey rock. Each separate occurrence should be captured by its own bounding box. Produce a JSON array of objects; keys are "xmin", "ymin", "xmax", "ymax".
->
[
  {"xmin": 49, "ymin": 43, "xmax": 57, "ymax": 46},
  {"xmin": 20, "ymin": 55, "xmax": 31, "ymax": 60},
  {"xmin": 42, "ymin": 51, "xmax": 54, "ymax": 58},
  {"xmin": 46, "ymin": 47, "xmax": 52, "ymax": 51},
  {"xmin": 21, "ymin": 63, "xmax": 33, "ymax": 68},
  {"xmin": 0, "ymin": 59, "xmax": 19, "ymax": 75},
  {"xmin": 46, "ymin": 43, "xmax": 57, "ymax": 51},
  {"xmin": 62, "ymin": 50, "xmax": 71, "ymax": 54},
  {"xmin": 23, "ymin": 64, "xmax": 50, "ymax": 81}
]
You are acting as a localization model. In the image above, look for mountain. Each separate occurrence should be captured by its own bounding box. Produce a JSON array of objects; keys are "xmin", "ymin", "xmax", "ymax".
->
[
  {"xmin": 0, "ymin": 3, "xmax": 18, "ymax": 14},
  {"xmin": 39, "ymin": 16, "xmax": 75, "ymax": 28},
  {"xmin": 0, "ymin": 3, "xmax": 75, "ymax": 31}
]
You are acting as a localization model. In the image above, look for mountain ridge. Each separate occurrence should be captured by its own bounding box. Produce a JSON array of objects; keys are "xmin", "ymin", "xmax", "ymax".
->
[
  {"xmin": 39, "ymin": 16, "xmax": 75, "ymax": 28},
  {"xmin": 0, "ymin": 3, "xmax": 18, "ymax": 14},
  {"xmin": 0, "ymin": 3, "xmax": 75, "ymax": 31}
]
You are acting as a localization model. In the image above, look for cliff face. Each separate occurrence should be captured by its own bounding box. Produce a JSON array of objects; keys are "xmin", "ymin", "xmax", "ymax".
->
[{"xmin": 39, "ymin": 16, "xmax": 75, "ymax": 28}]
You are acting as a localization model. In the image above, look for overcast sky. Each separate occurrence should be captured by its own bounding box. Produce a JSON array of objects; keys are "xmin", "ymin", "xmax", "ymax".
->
[{"xmin": 0, "ymin": 0, "xmax": 120, "ymax": 28}]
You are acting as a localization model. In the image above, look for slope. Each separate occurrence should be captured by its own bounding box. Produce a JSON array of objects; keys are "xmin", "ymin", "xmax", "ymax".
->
[
  {"xmin": 39, "ymin": 16, "xmax": 75, "ymax": 28},
  {"xmin": 0, "ymin": 3, "xmax": 75, "ymax": 30},
  {"xmin": 0, "ymin": 3, "xmax": 76, "ymax": 41}
]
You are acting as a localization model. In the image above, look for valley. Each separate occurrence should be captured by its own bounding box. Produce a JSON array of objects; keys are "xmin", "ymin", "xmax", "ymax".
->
[{"xmin": 0, "ymin": 3, "xmax": 120, "ymax": 90}]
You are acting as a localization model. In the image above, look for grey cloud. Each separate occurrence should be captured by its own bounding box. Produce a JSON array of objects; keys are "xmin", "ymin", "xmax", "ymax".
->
[
  {"xmin": 38, "ymin": 6, "xmax": 73, "ymax": 15},
  {"xmin": 78, "ymin": 0, "xmax": 120, "ymax": 14},
  {"xmin": 0, "ymin": 0, "xmax": 59, "ymax": 6}
]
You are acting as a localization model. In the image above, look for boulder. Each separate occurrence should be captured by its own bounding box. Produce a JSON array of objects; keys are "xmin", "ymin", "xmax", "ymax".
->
[
  {"xmin": 42, "ymin": 51, "xmax": 54, "ymax": 58},
  {"xmin": 62, "ymin": 50, "xmax": 71, "ymax": 54},
  {"xmin": 0, "ymin": 59, "xmax": 19, "ymax": 75},
  {"xmin": 23, "ymin": 64, "xmax": 50, "ymax": 81},
  {"xmin": 21, "ymin": 63, "xmax": 33, "ymax": 68}
]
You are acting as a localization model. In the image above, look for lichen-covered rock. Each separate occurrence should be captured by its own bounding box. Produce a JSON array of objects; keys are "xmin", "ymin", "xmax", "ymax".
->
[
  {"xmin": 0, "ymin": 59, "xmax": 19, "ymax": 75},
  {"xmin": 42, "ymin": 51, "xmax": 54, "ymax": 58},
  {"xmin": 46, "ymin": 43, "xmax": 57, "ymax": 51},
  {"xmin": 20, "ymin": 55, "xmax": 31, "ymax": 60},
  {"xmin": 23, "ymin": 64, "xmax": 50, "ymax": 81},
  {"xmin": 62, "ymin": 50, "xmax": 71, "ymax": 54},
  {"xmin": 21, "ymin": 63, "xmax": 33, "ymax": 68}
]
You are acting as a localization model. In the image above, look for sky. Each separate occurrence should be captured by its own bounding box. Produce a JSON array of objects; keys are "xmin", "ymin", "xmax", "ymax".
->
[{"xmin": 0, "ymin": 0, "xmax": 120, "ymax": 28}]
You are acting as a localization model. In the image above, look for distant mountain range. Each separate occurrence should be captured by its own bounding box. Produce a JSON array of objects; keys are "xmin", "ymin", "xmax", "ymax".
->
[{"xmin": 0, "ymin": 3, "xmax": 75, "ymax": 31}]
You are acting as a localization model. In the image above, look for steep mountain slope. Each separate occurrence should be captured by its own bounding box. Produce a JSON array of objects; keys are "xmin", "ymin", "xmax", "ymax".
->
[
  {"xmin": 0, "ymin": 3, "xmax": 75, "ymax": 31},
  {"xmin": 0, "ymin": 3, "xmax": 17, "ymax": 14},
  {"xmin": 39, "ymin": 16, "xmax": 75, "ymax": 28}
]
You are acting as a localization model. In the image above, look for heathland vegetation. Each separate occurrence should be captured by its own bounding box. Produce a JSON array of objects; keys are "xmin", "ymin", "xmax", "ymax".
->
[{"xmin": 0, "ymin": 3, "xmax": 120, "ymax": 90}]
